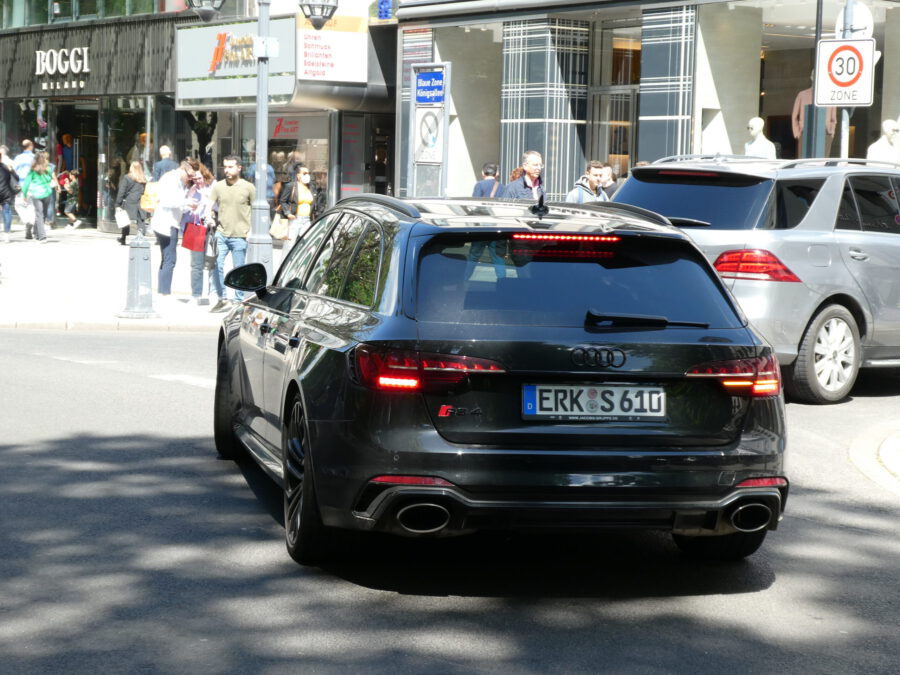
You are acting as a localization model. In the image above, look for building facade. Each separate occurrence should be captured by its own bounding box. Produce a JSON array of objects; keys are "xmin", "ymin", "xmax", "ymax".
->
[
  {"xmin": 395, "ymin": 0, "xmax": 900, "ymax": 200},
  {"xmin": 0, "ymin": 1, "xmax": 396, "ymax": 231}
]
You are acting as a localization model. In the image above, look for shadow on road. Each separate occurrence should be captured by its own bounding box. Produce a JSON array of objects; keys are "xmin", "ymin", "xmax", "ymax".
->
[{"xmin": 2, "ymin": 432, "xmax": 898, "ymax": 673}]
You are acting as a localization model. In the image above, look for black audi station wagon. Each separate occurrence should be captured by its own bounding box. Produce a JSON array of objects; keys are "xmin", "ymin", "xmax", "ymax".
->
[{"xmin": 214, "ymin": 195, "xmax": 788, "ymax": 565}]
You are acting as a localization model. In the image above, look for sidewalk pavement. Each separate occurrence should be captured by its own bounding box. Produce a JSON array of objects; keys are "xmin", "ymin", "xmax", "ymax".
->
[{"xmin": 0, "ymin": 219, "xmax": 287, "ymax": 332}]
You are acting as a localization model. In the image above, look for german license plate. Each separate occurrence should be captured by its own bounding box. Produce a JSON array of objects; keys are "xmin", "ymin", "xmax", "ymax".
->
[{"xmin": 522, "ymin": 384, "xmax": 666, "ymax": 421}]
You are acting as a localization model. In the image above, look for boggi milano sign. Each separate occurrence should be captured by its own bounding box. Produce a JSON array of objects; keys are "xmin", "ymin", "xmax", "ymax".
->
[{"xmin": 34, "ymin": 47, "xmax": 90, "ymax": 90}]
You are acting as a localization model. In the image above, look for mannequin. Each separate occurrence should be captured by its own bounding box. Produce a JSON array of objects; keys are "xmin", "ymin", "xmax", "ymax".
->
[
  {"xmin": 866, "ymin": 119, "xmax": 900, "ymax": 162},
  {"xmin": 792, "ymin": 72, "xmax": 836, "ymax": 154},
  {"xmin": 744, "ymin": 117, "xmax": 777, "ymax": 159}
]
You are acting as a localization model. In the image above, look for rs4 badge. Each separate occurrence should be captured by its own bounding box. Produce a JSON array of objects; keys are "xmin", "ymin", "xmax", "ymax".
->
[{"xmin": 437, "ymin": 405, "xmax": 483, "ymax": 417}]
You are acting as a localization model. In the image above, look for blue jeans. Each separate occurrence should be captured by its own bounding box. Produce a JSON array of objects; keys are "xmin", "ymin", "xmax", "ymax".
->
[
  {"xmin": 1, "ymin": 201, "xmax": 11, "ymax": 233},
  {"xmin": 156, "ymin": 226, "xmax": 179, "ymax": 295},
  {"xmin": 212, "ymin": 232, "xmax": 247, "ymax": 301},
  {"xmin": 190, "ymin": 249, "xmax": 215, "ymax": 298}
]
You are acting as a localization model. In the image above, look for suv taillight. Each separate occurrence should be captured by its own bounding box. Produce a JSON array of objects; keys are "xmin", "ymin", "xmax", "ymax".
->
[
  {"xmin": 686, "ymin": 354, "xmax": 781, "ymax": 397},
  {"xmin": 713, "ymin": 249, "xmax": 801, "ymax": 282},
  {"xmin": 352, "ymin": 345, "xmax": 506, "ymax": 391}
]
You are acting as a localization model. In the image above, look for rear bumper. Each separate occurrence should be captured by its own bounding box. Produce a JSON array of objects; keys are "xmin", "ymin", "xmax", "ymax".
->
[{"xmin": 338, "ymin": 484, "xmax": 787, "ymax": 538}]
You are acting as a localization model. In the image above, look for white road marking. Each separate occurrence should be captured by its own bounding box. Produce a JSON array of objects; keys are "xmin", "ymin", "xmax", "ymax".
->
[{"xmin": 151, "ymin": 374, "xmax": 216, "ymax": 390}]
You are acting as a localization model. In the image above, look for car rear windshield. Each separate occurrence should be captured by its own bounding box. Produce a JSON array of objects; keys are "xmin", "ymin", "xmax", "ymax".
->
[
  {"xmin": 616, "ymin": 170, "xmax": 810, "ymax": 230},
  {"xmin": 415, "ymin": 233, "xmax": 744, "ymax": 329}
]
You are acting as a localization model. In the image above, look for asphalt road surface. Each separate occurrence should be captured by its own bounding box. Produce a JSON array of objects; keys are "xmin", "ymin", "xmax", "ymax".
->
[{"xmin": 1, "ymin": 330, "xmax": 898, "ymax": 674}]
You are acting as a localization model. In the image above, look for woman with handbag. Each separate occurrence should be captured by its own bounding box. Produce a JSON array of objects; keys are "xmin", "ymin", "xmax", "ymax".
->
[
  {"xmin": 278, "ymin": 162, "xmax": 315, "ymax": 245},
  {"xmin": 183, "ymin": 159, "xmax": 217, "ymax": 306},
  {"xmin": 150, "ymin": 159, "xmax": 192, "ymax": 301},
  {"xmin": 20, "ymin": 152, "xmax": 56, "ymax": 243},
  {"xmin": 115, "ymin": 161, "xmax": 148, "ymax": 245}
]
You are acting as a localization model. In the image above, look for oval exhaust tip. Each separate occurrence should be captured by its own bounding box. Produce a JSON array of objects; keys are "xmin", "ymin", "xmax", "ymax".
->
[
  {"xmin": 396, "ymin": 503, "xmax": 451, "ymax": 534},
  {"xmin": 730, "ymin": 502, "xmax": 773, "ymax": 533}
]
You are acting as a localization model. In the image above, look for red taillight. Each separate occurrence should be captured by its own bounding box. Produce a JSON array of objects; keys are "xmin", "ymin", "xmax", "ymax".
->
[
  {"xmin": 354, "ymin": 345, "xmax": 505, "ymax": 391},
  {"xmin": 511, "ymin": 233, "xmax": 620, "ymax": 260},
  {"xmin": 686, "ymin": 354, "xmax": 782, "ymax": 397},
  {"xmin": 713, "ymin": 249, "xmax": 801, "ymax": 282},
  {"xmin": 737, "ymin": 477, "xmax": 788, "ymax": 488},
  {"xmin": 370, "ymin": 475, "xmax": 455, "ymax": 486}
]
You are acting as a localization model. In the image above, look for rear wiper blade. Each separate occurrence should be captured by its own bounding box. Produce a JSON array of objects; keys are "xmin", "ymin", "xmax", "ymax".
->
[
  {"xmin": 668, "ymin": 217, "xmax": 711, "ymax": 227},
  {"xmin": 585, "ymin": 310, "xmax": 709, "ymax": 329}
]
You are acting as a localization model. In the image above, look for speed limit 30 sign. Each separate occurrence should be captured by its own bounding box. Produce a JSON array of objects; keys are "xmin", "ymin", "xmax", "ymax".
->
[{"xmin": 815, "ymin": 38, "xmax": 876, "ymax": 107}]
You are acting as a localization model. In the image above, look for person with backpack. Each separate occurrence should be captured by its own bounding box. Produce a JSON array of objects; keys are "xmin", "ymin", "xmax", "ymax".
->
[
  {"xmin": 472, "ymin": 162, "xmax": 504, "ymax": 198},
  {"xmin": 20, "ymin": 152, "xmax": 57, "ymax": 243},
  {"xmin": 565, "ymin": 160, "xmax": 608, "ymax": 204}
]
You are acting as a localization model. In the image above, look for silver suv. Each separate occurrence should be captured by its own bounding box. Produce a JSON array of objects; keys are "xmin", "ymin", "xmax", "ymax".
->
[{"xmin": 614, "ymin": 156, "xmax": 900, "ymax": 404}]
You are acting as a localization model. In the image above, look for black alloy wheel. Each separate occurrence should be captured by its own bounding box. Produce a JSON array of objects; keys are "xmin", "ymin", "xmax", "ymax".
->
[
  {"xmin": 213, "ymin": 344, "xmax": 244, "ymax": 460},
  {"xmin": 283, "ymin": 393, "xmax": 328, "ymax": 565}
]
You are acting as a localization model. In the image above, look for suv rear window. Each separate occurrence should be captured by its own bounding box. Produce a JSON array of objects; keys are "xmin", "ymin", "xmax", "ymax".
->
[
  {"xmin": 617, "ymin": 171, "xmax": 824, "ymax": 230},
  {"xmin": 416, "ymin": 234, "xmax": 744, "ymax": 329}
]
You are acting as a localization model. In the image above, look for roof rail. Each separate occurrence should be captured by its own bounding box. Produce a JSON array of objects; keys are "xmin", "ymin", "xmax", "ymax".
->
[
  {"xmin": 778, "ymin": 157, "xmax": 900, "ymax": 170},
  {"xmin": 652, "ymin": 153, "xmax": 772, "ymax": 165},
  {"xmin": 545, "ymin": 199, "xmax": 672, "ymax": 227},
  {"xmin": 335, "ymin": 193, "xmax": 421, "ymax": 219}
]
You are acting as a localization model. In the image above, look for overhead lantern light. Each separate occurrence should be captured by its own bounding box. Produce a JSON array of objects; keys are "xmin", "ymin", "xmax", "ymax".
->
[
  {"xmin": 185, "ymin": 0, "xmax": 227, "ymax": 23},
  {"xmin": 300, "ymin": 0, "xmax": 339, "ymax": 30}
]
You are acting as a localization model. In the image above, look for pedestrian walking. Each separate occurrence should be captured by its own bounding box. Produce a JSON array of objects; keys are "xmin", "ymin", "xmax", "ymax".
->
[
  {"xmin": 152, "ymin": 145, "xmax": 178, "ymax": 182},
  {"xmin": 13, "ymin": 140, "xmax": 36, "ymax": 239},
  {"xmin": 60, "ymin": 169, "xmax": 83, "ymax": 229},
  {"xmin": 207, "ymin": 155, "xmax": 254, "ymax": 313},
  {"xmin": 500, "ymin": 151, "xmax": 545, "ymax": 200},
  {"xmin": 599, "ymin": 163, "xmax": 619, "ymax": 199},
  {"xmin": 184, "ymin": 159, "xmax": 217, "ymax": 306},
  {"xmin": 565, "ymin": 160, "xmax": 608, "ymax": 204},
  {"xmin": 278, "ymin": 162, "xmax": 315, "ymax": 245},
  {"xmin": 0, "ymin": 145, "xmax": 16, "ymax": 243},
  {"xmin": 115, "ymin": 161, "xmax": 148, "ymax": 245},
  {"xmin": 150, "ymin": 160, "xmax": 193, "ymax": 300},
  {"xmin": 472, "ymin": 162, "xmax": 503, "ymax": 198},
  {"xmin": 20, "ymin": 152, "xmax": 57, "ymax": 243}
]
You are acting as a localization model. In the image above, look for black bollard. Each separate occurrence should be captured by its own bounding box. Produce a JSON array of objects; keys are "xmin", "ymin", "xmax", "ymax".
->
[{"xmin": 117, "ymin": 234, "xmax": 158, "ymax": 318}]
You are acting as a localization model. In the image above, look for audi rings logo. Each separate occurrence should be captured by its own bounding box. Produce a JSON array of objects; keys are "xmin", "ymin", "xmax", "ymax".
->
[{"xmin": 571, "ymin": 347, "xmax": 626, "ymax": 368}]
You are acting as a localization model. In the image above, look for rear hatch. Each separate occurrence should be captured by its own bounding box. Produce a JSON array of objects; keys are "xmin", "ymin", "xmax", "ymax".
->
[
  {"xmin": 359, "ymin": 230, "xmax": 778, "ymax": 449},
  {"xmin": 614, "ymin": 167, "xmax": 775, "ymax": 286}
]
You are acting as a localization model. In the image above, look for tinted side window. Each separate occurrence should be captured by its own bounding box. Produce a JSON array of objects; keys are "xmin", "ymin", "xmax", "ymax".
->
[
  {"xmin": 775, "ymin": 179, "xmax": 825, "ymax": 228},
  {"xmin": 835, "ymin": 183, "xmax": 860, "ymax": 231},
  {"xmin": 305, "ymin": 215, "xmax": 368, "ymax": 298},
  {"xmin": 274, "ymin": 213, "xmax": 341, "ymax": 289},
  {"xmin": 338, "ymin": 224, "xmax": 382, "ymax": 306},
  {"xmin": 851, "ymin": 175, "xmax": 900, "ymax": 235}
]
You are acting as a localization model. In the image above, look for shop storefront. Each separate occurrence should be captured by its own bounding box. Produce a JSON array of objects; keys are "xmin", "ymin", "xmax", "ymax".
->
[
  {"xmin": 395, "ymin": 0, "xmax": 900, "ymax": 200},
  {"xmin": 175, "ymin": 4, "xmax": 396, "ymax": 209},
  {"xmin": 0, "ymin": 13, "xmax": 224, "ymax": 231}
]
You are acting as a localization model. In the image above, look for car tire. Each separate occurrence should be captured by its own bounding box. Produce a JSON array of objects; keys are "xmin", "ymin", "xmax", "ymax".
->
[
  {"xmin": 213, "ymin": 343, "xmax": 244, "ymax": 460},
  {"xmin": 283, "ymin": 393, "xmax": 329, "ymax": 565},
  {"xmin": 672, "ymin": 530, "xmax": 767, "ymax": 561},
  {"xmin": 788, "ymin": 304, "xmax": 860, "ymax": 404}
]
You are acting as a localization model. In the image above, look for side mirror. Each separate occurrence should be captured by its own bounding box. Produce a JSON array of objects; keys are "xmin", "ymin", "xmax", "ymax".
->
[{"xmin": 224, "ymin": 263, "xmax": 268, "ymax": 297}]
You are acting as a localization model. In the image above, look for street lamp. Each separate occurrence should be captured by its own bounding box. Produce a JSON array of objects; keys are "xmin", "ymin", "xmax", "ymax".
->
[
  {"xmin": 188, "ymin": 0, "xmax": 338, "ymax": 282},
  {"xmin": 247, "ymin": 0, "xmax": 337, "ymax": 282},
  {"xmin": 185, "ymin": 0, "xmax": 227, "ymax": 23},
  {"xmin": 301, "ymin": 0, "xmax": 339, "ymax": 30}
]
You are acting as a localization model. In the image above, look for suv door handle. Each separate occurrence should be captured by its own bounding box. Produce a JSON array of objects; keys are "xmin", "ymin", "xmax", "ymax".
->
[{"xmin": 848, "ymin": 248, "xmax": 868, "ymax": 261}]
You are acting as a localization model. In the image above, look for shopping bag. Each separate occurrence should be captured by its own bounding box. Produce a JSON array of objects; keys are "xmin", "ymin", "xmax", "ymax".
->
[
  {"xmin": 268, "ymin": 213, "xmax": 289, "ymax": 240},
  {"xmin": 15, "ymin": 195, "xmax": 35, "ymax": 226},
  {"xmin": 181, "ymin": 220, "xmax": 207, "ymax": 252},
  {"xmin": 114, "ymin": 208, "xmax": 132, "ymax": 229}
]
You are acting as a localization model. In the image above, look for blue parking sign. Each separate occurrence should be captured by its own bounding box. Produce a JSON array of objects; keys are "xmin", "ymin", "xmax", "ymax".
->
[{"xmin": 415, "ymin": 71, "xmax": 445, "ymax": 104}]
